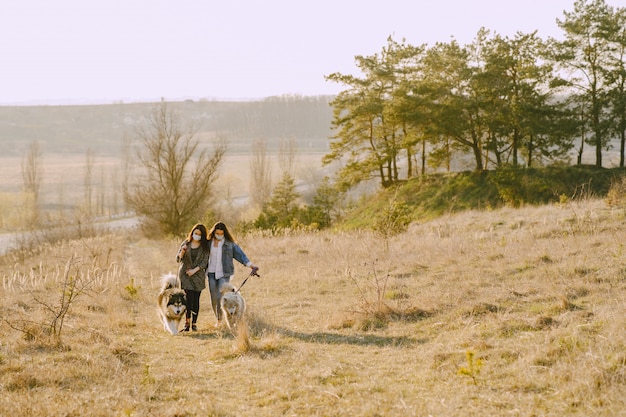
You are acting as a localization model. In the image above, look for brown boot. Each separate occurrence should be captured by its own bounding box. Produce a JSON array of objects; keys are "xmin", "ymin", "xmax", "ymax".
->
[{"xmin": 182, "ymin": 318, "xmax": 190, "ymax": 332}]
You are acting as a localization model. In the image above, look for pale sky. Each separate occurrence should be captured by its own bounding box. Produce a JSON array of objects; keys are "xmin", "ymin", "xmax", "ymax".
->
[{"xmin": 0, "ymin": 0, "xmax": 600, "ymax": 105}]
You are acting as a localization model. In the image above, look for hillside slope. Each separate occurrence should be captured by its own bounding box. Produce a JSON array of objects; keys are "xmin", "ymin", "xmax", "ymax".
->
[{"xmin": 340, "ymin": 166, "xmax": 625, "ymax": 229}]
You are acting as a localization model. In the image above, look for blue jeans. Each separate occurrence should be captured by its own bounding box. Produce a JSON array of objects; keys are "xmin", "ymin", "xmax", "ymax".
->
[{"xmin": 207, "ymin": 273, "xmax": 230, "ymax": 321}]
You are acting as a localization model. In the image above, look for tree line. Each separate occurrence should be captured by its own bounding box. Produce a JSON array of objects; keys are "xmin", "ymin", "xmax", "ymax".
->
[{"xmin": 323, "ymin": 0, "xmax": 626, "ymax": 191}]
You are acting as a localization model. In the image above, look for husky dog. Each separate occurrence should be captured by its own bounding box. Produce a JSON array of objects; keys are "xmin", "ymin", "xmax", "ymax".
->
[
  {"xmin": 157, "ymin": 273, "xmax": 187, "ymax": 335},
  {"xmin": 220, "ymin": 282, "xmax": 246, "ymax": 334}
]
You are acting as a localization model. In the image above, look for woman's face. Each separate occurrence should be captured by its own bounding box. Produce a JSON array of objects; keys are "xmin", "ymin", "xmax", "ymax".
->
[
  {"xmin": 192, "ymin": 229, "xmax": 202, "ymax": 240},
  {"xmin": 214, "ymin": 229, "xmax": 225, "ymax": 240}
]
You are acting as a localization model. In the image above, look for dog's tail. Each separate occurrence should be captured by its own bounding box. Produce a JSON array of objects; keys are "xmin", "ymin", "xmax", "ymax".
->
[{"xmin": 161, "ymin": 272, "xmax": 180, "ymax": 290}]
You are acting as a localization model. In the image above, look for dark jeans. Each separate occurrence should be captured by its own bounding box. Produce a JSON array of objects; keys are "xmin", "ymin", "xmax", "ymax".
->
[{"xmin": 184, "ymin": 289, "xmax": 201, "ymax": 323}]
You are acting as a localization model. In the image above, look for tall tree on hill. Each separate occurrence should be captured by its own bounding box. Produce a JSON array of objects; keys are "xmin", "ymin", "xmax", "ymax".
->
[
  {"xmin": 324, "ymin": 66, "xmax": 387, "ymax": 190},
  {"xmin": 399, "ymin": 42, "xmax": 463, "ymax": 173},
  {"xmin": 324, "ymin": 37, "xmax": 424, "ymax": 189},
  {"xmin": 385, "ymin": 39, "xmax": 427, "ymax": 177},
  {"xmin": 421, "ymin": 36, "xmax": 488, "ymax": 171},
  {"xmin": 124, "ymin": 100, "xmax": 226, "ymax": 237},
  {"xmin": 479, "ymin": 31, "xmax": 571, "ymax": 167},
  {"xmin": 606, "ymin": 6, "xmax": 626, "ymax": 167},
  {"xmin": 523, "ymin": 97, "xmax": 578, "ymax": 167},
  {"xmin": 552, "ymin": 0, "xmax": 616, "ymax": 168}
]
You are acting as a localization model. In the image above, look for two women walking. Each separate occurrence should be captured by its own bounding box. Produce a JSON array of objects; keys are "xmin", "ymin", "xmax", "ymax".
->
[{"xmin": 176, "ymin": 221, "xmax": 258, "ymax": 331}]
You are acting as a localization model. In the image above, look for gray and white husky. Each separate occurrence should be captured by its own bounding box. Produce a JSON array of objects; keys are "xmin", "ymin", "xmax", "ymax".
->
[{"xmin": 220, "ymin": 282, "xmax": 246, "ymax": 334}]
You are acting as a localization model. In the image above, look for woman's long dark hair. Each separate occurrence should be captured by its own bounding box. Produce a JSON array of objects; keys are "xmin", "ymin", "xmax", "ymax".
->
[
  {"xmin": 186, "ymin": 223, "xmax": 210, "ymax": 250},
  {"xmin": 208, "ymin": 221, "xmax": 236, "ymax": 243}
]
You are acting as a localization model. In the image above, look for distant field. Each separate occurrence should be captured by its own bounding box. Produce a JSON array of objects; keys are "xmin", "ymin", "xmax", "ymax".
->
[
  {"xmin": 0, "ymin": 151, "xmax": 330, "ymax": 229},
  {"xmin": 0, "ymin": 151, "xmax": 328, "ymax": 195},
  {"xmin": 0, "ymin": 99, "xmax": 334, "ymax": 157}
]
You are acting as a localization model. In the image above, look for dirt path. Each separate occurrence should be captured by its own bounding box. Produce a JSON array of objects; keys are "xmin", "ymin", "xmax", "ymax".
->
[{"xmin": 0, "ymin": 216, "xmax": 139, "ymax": 256}]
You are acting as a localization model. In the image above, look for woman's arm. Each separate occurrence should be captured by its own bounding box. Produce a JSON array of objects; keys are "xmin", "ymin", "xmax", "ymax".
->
[
  {"xmin": 233, "ymin": 243, "xmax": 257, "ymax": 270},
  {"xmin": 176, "ymin": 240, "xmax": 189, "ymax": 263}
]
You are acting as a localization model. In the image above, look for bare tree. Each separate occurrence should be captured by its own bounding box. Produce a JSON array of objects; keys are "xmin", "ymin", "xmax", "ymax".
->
[
  {"xmin": 57, "ymin": 176, "xmax": 65, "ymax": 223},
  {"xmin": 84, "ymin": 148, "xmax": 94, "ymax": 216},
  {"xmin": 124, "ymin": 100, "xmax": 227, "ymax": 237},
  {"xmin": 214, "ymin": 174, "xmax": 241, "ymax": 226},
  {"xmin": 249, "ymin": 138, "xmax": 273, "ymax": 209},
  {"xmin": 120, "ymin": 133, "xmax": 132, "ymax": 213},
  {"xmin": 97, "ymin": 167, "xmax": 106, "ymax": 217},
  {"xmin": 278, "ymin": 137, "xmax": 297, "ymax": 176},
  {"xmin": 110, "ymin": 168, "xmax": 120, "ymax": 216},
  {"xmin": 21, "ymin": 141, "xmax": 43, "ymax": 225}
]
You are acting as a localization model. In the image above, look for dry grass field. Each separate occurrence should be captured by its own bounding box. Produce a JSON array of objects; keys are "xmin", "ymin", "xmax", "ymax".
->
[{"xmin": 1, "ymin": 198, "xmax": 625, "ymax": 416}]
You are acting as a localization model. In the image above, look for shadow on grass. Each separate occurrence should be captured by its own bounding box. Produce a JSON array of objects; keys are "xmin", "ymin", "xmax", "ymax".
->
[
  {"xmin": 181, "ymin": 328, "xmax": 224, "ymax": 340},
  {"xmin": 247, "ymin": 314, "xmax": 427, "ymax": 347},
  {"xmin": 279, "ymin": 328, "xmax": 425, "ymax": 347}
]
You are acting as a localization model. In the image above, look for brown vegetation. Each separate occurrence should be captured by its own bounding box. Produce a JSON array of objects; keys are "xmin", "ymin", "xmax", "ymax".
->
[{"xmin": 1, "ymin": 198, "xmax": 625, "ymax": 416}]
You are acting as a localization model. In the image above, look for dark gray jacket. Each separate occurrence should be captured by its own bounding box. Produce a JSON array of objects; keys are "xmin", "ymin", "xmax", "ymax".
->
[{"xmin": 177, "ymin": 240, "xmax": 209, "ymax": 292}]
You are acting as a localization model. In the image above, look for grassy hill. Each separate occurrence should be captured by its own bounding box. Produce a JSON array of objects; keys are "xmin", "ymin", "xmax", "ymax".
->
[
  {"xmin": 0, "ymin": 198, "xmax": 625, "ymax": 416},
  {"xmin": 340, "ymin": 166, "xmax": 626, "ymax": 229}
]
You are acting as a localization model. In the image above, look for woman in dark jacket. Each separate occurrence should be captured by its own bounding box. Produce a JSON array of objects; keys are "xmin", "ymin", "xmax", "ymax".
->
[{"xmin": 176, "ymin": 223, "xmax": 210, "ymax": 331}]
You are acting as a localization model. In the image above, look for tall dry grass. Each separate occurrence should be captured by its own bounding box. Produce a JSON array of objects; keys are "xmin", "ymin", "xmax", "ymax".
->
[{"xmin": 0, "ymin": 199, "xmax": 625, "ymax": 416}]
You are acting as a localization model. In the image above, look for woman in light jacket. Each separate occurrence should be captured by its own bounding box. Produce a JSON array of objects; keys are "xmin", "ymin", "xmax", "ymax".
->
[{"xmin": 206, "ymin": 221, "xmax": 258, "ymax": 327}]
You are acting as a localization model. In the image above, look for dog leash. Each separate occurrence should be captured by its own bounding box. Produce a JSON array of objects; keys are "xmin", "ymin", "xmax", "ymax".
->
[{"xmin": 235, "ymin": 268, "xmax": 260, "ymax": 294}]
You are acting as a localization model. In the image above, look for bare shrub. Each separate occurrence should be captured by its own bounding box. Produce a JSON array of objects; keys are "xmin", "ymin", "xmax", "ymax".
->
[
  {"xmin": 2, "ymin": 256, "xmax": 97, "ymax": 344},
  {"xmin": 606, "ymin": 175, "xmax": 626, "ymax": 208},
  {"xmin": 372, "ymin": 189, "xmax": 411, "ymax": 250},
  {"xmin": 346, "ymin": 261, "xmax": 393, "ymax": 329}
]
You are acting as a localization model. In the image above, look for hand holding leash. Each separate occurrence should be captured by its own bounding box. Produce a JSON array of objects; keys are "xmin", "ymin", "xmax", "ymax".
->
[{"xmin": 235, "ymin": 266, "xmax": 260, "ymax": 294}]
